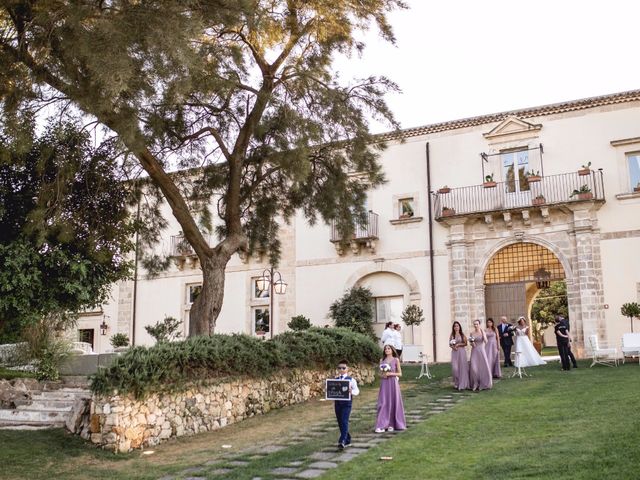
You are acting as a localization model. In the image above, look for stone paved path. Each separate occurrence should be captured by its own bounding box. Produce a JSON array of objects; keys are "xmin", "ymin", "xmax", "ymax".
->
[{"xmin": 157, "ymin": 377, "xmax": 469, "ymax": 480}]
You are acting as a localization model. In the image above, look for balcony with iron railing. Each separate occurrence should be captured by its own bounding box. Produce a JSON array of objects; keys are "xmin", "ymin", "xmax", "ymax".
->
[
  {"xmin": 330, "ymin": 211, "xmax": 379, "ymax": 255},
  {"xmin": 434, "ymin": 170, "xmax": 605, "ymax": 220}
]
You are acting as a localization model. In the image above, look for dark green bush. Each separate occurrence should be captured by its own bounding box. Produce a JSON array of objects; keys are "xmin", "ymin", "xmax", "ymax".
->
[
  {"xmin": 90, "ymin": 328, "xmax": 380, "ymax": 398},
  {"xmin": 287, "ymin": 314, "xmax": 312, "ymax": 331},
  {"xmin": 328, "ymin": 287, "xmax": 376, "ymax": 339}
]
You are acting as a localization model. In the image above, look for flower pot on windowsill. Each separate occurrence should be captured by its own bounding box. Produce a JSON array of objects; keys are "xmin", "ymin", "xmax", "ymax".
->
[
  {"xmin": 256, "ymin": 330, "xmax": 266, "ymax": 337},
  {"xmin": 527, "ymin": 175, "xmax": 541, "ymax": 183},
  {"xmin": 578, "ymin": 168, "xmax": 591, "ymax": 176},
  {"xmin": 442, "ymin": 208, "xmax": 456, "ymax": 217},
  {"xmin": 399, "ymin": 214, "xmax": 414, "ymax": 220},
  {"xmin": 532, "ymin": 196, "xmax": 546, "ymax": 206},
  {"xmin": 483, "ymin": 181, "xmax": 497, "ymax": 188},
  {"xmin": 437, "ymin": 187, "xmax": 451, "ymax": 194},
  {"xmin": 577, "ymin": 192, "xmax": 593, "ymax": 200}
]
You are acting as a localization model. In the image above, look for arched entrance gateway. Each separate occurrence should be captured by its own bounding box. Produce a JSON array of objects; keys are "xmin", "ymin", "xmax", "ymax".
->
[{"xmin": 484, "ymin": 242, "xmax": 565, "ymax": 323}]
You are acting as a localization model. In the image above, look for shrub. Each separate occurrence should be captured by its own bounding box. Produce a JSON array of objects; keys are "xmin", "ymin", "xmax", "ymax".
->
[
  {"xmin": 21, "ymin": 315, "xmax": 71, "ymax": 381},
  {"xmin": 145, "ymin": 316, "xmax": 182, "ymax": 344},
  {"xmin": 328, "ymin": 287, "xmax": 376, "ymax": 339},
  {"xmin": 110, "ymin": 333, "xmax": 130, "ymax": 348},
  {"xmin": 288, "ymin": 315, "xmax": 312, "ymax": 331},
  {"xmin": 90, "ymin": 328, "xmax": 380, "ymax": 398}
]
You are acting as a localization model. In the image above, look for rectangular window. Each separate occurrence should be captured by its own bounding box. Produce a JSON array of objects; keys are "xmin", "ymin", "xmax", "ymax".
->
[
  {"xmin": 78, "ymin": 329, "xmax": 95, "ymax": 350},
  {"xmin": 627, "ymin": 153, "xmax": 640, "ymax": 191},
  {"xmin": 253, "ymin": 277, "xmax": 270, "ymax": 300},
  {"xmin": 253, "ymin": 307, "xmax": 270, "ymax": 335},
  {"xmin": 374, "ymin": 296, "xmax": 404, "ymax": 324},
  {"xmin": 502, "ymin": 149, "xmax": 530, "ymax": 193},
  {"xmin": 186, "ymin": 284, "xmax": 202, "ymax": 305},
  {"xmin": 399, "ymin": 198, "xmax": 415, "ymax": 218}
]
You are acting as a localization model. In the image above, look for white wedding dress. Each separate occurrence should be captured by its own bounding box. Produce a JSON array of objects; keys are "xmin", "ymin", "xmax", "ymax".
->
[{"xmin": 514, "ymin": 327, "xmax": 546, "ymax": 367}]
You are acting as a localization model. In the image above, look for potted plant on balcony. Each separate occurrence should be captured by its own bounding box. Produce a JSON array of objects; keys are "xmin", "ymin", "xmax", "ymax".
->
[
  {"xmin": 526, "ymin": 170, "xmax": 541, "ymax": 182},
  {"xmin": 578, "ymin": 162, "xmax": 591, "ymax": 176},
  {"xmin": 437, "ymin": 185, "xmax": 451, "ymax": 194},
  {"xmin": 483, "ymin": 173, "xmax": 496, "ymax": 188},
  {"xmin": 532, "ymin": 194, "xmax": 546, "ymax": 206},
  {"xmin": 570, "ymin": 185, "xmax": 593, "ymax": 200},
  {"xmin": 634, "ymin": 182, "xmax": 640, "ymax": 193},
  {"xmin": 442, "ymin": 206, "xmax": 456, "ymax": 217}
]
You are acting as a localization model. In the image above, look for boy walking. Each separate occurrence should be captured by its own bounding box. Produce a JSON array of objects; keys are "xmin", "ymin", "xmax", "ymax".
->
[{"xmin": 334, "ymin": 359, "xmax": 360, "ymax": 450}]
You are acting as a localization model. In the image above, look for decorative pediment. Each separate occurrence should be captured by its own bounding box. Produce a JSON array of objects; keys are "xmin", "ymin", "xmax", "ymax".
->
[{"xmin": 483, "ymin": 116, "xmax": 542, "ymax": 140}]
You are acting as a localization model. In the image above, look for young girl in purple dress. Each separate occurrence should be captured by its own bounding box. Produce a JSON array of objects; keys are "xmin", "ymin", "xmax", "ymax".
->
[{"xmin": 374, "ymin": 345, "xmax": 406, "ymax": 433}]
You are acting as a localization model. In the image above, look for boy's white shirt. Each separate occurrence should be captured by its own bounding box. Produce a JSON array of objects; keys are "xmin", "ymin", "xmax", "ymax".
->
[{"xmin": 337, "ymin": 373, "xmax": 360, "ymax": 396}]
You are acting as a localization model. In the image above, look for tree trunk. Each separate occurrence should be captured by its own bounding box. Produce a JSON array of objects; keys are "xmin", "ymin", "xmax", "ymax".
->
[{"xmin": 189, "ymin": 255, "xmax": 228, "ymax": 336}]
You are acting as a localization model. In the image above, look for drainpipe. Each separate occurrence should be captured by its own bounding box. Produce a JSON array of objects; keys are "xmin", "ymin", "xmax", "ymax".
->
[
  {"xmin": 131, "ymin": 195, "xmax": 141, "ymax": 346},
  {"xmin": 426, "ymin": 142, "xmax": 437, "ymax": 361}
]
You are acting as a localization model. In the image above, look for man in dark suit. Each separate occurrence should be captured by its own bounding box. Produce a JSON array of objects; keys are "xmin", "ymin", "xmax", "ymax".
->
[
  {"xmin": 559, "ymin": 316, "xmax": 578, "ymax": 368},
  {"xmin": 554, "ymin": 316, "xmax": 571, "ymax": 370},
  {"xmin": 498, "ymin": 316, "xmax": 515, "ymax": 367}
]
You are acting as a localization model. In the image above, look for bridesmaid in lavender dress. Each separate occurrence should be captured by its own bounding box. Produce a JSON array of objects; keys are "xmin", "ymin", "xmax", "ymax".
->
[
  {"xmin": 449, "ymin": 321, "xmax": 470, "ymax": 390},
  {"xmin": 468, "ymin": 320, "xmax": 493, "ymax": 391},
  {"xmin": 374, "ymin": 345, "xmax": 406, "ymax": 433},
  {"xmin": 485, "ymin": 318, "xmax": 502, "ymax": 379}
]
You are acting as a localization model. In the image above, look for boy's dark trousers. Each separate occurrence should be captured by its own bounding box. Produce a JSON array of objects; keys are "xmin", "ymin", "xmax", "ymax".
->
[{"xmin": 334, "ymin": 400, "xmax": 352, "ymax": 446}]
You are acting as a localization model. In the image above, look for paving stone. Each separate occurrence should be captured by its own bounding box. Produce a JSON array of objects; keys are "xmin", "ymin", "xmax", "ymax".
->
[
  {"xmin": 204, "ymin": 459, "xmax": 221, "ymax": 466},
  {"xmin": 288, "ymin": 461, "xmax": 305, "ymax": 466},
  {"xmin": 227, "ymin": 460, "xmax": 250, "ymax": 467},
  {"xmin": 271, "ymin": 467, "xmax": 298, "ymax": 475},
  {"xmin": 209, "ymin": 470, "xmax": 232, "ymax": 477},
  {"xmin": 349, "ymin": 442, "xmax": 372, "ymax": 448},
  {"xmin": 333, "ymin": 452, "xmax": 360, "ymax": 462},
  {"xmin": 295, "ymin": 469, "xmax": 326, "ymax": 478},
  {"xmin": 248, "ymin": 454, "xmax": 267, "ymax": 460},
  {"xmin": 345, "ymin": 447, "xmax": 368, "ymax": 454},
  {"xmin": 307, "ymin": 461, "xmax": 338, "ymax": 469},
  {"xmin": 157, "ymin": 476, "xmax": 175, "ymax": 480},
  {"xmin": 263, "ymin": 445, "xmax": 287, "ymax": 453},
  {"xmin": 184, "ymin": 477, "xmax": 206, "ymax": 480},
  {"xmin": 308, "ymin": 451, "xmax": 336, "ymax": 461},
  {"xmin": 181, "ymin": 467, "xmax": 206, "ymax": 474}
]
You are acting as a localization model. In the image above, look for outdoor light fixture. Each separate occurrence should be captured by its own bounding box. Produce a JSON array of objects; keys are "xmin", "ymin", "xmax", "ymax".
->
[
  {"xmin": 257, "ymin": 267, "xmax": 288, "ymax": 337},
  {"xmin": 534, "ymin": 266, "xmax": 551, "ymax": 289},
  {"xmin": 99, "ymin": 318, "xmax": 109, "ymax": 336}
]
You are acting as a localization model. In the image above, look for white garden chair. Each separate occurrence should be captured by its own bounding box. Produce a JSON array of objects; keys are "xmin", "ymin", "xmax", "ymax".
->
[{"xmin": 587, "ymin": 335, "xmax": 618, "ymax": 367}]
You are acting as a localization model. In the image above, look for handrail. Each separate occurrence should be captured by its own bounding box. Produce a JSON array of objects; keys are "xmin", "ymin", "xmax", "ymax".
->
[{"xmin": 330, "ymin": 211, "xmax": 379, "ymax": 242}]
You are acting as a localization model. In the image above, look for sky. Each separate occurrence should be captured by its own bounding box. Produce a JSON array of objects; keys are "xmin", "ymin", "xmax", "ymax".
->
[{"xmin": 333, "ymin": 0, "xmax": 640, "ymax": 132}]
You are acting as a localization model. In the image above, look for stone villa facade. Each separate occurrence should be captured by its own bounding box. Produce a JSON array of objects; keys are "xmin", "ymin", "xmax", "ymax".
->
[{"xmin": 79, "ymin": 90, "xmax": 640, "ymax": 362}]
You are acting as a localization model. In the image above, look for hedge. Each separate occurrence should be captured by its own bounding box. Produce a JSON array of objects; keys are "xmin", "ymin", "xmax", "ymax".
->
[{"xmin": 90, "ymin": 327, "xmax": 381, "ymax": 398}]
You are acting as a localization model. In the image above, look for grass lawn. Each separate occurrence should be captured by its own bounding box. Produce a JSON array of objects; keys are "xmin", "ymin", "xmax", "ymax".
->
[
  {"xmin": 0, "ymin": 361, "xmax": 638, "ymax": 479},
  {"xmin": 323, "ymin": 361, "xmax": 640, "ymax": 480}
]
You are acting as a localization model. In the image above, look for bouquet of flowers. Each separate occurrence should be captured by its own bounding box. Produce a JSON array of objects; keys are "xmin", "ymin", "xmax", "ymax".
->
[
  {"xmin": 507, "ymin": 325, "xmax": 517, "ymax": 332},
  {"xmin": 468, "ymin": 335, "xmax": 476, "ymax": 344},
  {"xmin": 380, "ymin": 363, "xmax": 391, "ymax": 373},
  {"xmin": 449, "ymin": 339, "xmax": 457, "ymax": 346}
]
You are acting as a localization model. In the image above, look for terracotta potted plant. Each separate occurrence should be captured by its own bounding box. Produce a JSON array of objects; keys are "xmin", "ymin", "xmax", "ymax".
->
[
  {"xmin": 526, "ymin": 170, "xmax": 541, "ymax": 182},
  {"xmin": 570, "ymin": 185, "xmax": 593, "ymax": 200},
  {"xmin": 438, "ymin": 186, "xmax": 451, "ymax": 194},
  {"xmin": 442, "ymin": 206, "xmax": 456, "ymax": 217},
  {"xmin": 578, "ymin": 162, "xmax": 591, "ymax": 176},
  {"xmin": 532, "ymin": 194, "xmax": 546, "ymax": 206},
  {"xmin": 483, "ymin": 173, "xmax": 496, "ymax": 188}
]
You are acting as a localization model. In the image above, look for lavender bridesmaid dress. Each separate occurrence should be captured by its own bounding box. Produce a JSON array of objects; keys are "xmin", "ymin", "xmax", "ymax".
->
[
  {"xmin": 450, "ymin": 334, "xmax": 470, "ymax": 390},
  {"xmin": 375, "ymin": 358, "xmax": 406, "ymax": 430},
  {"xmin": 469, "ymin": 332, "xmax": 493, "ymax": 391},
  {"xmin": 485, "ymin": 329, "xmax": 502, "ymax": 379}
]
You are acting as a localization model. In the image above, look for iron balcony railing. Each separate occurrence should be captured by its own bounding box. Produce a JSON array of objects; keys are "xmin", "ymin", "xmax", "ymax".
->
[
  {"xmin": 434, "ymin": 170, "xmax": 605, "ymax": 219},
  {"xmin": 170, "ymin": 234, "xmax": 196, "ymax": 256},
  {"xmin": 330, "ymin": 211, "xmax": 379, "ymax": 243}
]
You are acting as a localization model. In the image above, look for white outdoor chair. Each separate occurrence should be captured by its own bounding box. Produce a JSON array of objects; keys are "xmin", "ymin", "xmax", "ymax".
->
[
  {"xmin": 621, "ymin": 333, "xmax": 640, "ymax": 365},
  {"xmin": 587, "ymin": 335, "xmax": 618, "ymax": 367},
  {"xmin": 70, "ymin": 341, "xmax": 94, "ymax": 355}
]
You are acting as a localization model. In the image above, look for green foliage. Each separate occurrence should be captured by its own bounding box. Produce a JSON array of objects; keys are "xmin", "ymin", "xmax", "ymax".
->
[
  {"xmin": 531, "ymin": 281, "xmax": 568, "ymax": 343},
  {"xmin": 109, "ymin": 333, "xmax": 130, "ymax": 348},
  {"xmin": 0, "ymin": 120, "xmax": 134, "ymax": 335},
  {"xmin": 90, "ymin": 328, "xmax": 380, "ymax": 398},
  {"xmin": 401, "ymin": 304, "xmax": 425, "ymax": 326},
  {"xmin": 287, "ymin": 315, "xmax": 312, "ymax": 331},
  {"xmin": 620, "ymin": 302, "xmax": 640, "ymax": 332},
  {"xmin": 20, "ymin": 316, "xmax": 72, "ymax": 381},
  {"xmin": 328, "ymin": 287, "xmax": 376, "ymax": 339},
  {"xmin": 570, "ymin": 184, "xmax": 592, "ymax": 197},
  {"xmin": 0, "ymin": 1, "xmax": 405, "ymax": 335},
  {"xmin": 144, "ymin": 316, "xmax": 183, "ymax": 344}
]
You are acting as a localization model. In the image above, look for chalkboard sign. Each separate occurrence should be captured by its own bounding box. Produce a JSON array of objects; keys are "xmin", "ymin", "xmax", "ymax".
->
[{"xmin": 325, "ymin": 379, "xmax": 351, "ymax": 401}]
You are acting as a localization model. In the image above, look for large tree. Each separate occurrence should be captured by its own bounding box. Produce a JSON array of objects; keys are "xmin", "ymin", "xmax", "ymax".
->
[
  {"xmin": 0, "ymin": 119, "xmax": 135, "ymax": 341},
  {"xmin": 0, "ymin": 1, "xmax": 404, "ymax": 335}
]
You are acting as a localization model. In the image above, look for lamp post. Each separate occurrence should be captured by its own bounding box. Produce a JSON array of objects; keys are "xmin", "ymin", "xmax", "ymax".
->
[{"xmin": 256, "ymin": 267, "xmax": 288, "ymax": 338}]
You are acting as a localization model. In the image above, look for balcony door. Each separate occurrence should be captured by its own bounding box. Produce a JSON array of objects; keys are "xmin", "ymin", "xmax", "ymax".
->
[{"xmin": 502, "ymin": 150, "xmax": 531, "ymax": 208}]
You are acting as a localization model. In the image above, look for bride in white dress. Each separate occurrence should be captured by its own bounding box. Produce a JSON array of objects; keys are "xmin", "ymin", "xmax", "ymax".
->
[{"xmin": 514, "ymin": 317, "xmax": 546, "ymax": 367}]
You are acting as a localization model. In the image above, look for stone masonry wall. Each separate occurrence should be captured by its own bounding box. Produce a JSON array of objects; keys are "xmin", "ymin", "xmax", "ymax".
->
[{"xmin": 80, "ymin": 364, "xmax": 375, "ymax": 453}]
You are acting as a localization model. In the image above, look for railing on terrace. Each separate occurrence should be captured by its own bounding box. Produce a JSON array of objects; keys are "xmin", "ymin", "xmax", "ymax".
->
[
  {"xmin": 434, "ymin": 170, "xmax": 605, "ymax": 219},
  {"xmin": 330, "ymin": 211, "xmax": 379, "ymax": 242}
]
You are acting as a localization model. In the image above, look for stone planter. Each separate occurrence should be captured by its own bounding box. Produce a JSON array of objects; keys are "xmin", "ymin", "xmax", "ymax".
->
[
  {"xmin": 437, "ymin": 187, "xmax": 451, "ymax": 194},
  {"xmin": 577, "ymin": 192, "xmax": 593, "ymax": 200},
  {"xmin": 578, "ymin": 168, "xmax": 591, "ymax": 176},
  {"xmin": 483, "ymin": 181, "xmax": 497, "ymax": 188},
  {"xmin": 527, "ymin": 175, "xmax": 541, "ymax": 183},
  {"xmin": 442, "ymin": 208, "xmax": 456, "ymax": 217},
  {"xmin": 532, "ymin": 197, "xmax": 546, "ymax": 206}
]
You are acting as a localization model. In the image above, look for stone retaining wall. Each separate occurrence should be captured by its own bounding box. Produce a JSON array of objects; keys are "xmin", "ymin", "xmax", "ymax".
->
[{"xmin": 80, "ymin": 364, "xmax": 374, "ymax": 453}]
